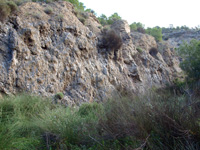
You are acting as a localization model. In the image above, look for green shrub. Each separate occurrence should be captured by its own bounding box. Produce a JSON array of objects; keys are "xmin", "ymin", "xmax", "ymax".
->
[
  {"xmin": 0, "ymin": 98, "xmax": 14, "ymax": 122},
  {"xmin": 146, "ymin": 27, "xmax": 162, "ymax": 41},
  {"xmin": 55, "ymin": 92, "xmax": 64, "ymax": 99},
  {"xmin": 107, "ymin": 13, "xmax": 121, "ymax": 25},
  {"xmin": 78, "ymin": 102, "xmax": 103, "ymax": 117},
  {"xmin": 44, "ymin": 7, "xmax": 53, "ymax": 15},
  {"xmin": 137, "ymin": 27, "xmax": 146, "ymax": 33},
  {"xmin": 0, "ymin": 94, "xmax": 51, "ymax": 149},
  {"xmin": 130, "ymin": 22, "xmax": 145, "ymax": 32},
  {"xmin": 66, "ymin": 0, "xmax": 85, "ymax": 11},
  {"xmin": 98, "ymin": 14, "xmax": 108, "ymax": 26},
  {"xmin": 177, "ymin": 39, "xmax": 200, "ymax": 81},
  {"xmin": 98, "ymin": 13, "xmax": 122, "ymax": 26},
  {"xmin": 130, "ymin": 23, "xmax": 137, "ymax": 31}
]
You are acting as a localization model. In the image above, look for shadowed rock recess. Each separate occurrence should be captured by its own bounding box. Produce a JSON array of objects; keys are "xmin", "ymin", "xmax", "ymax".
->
[{"xmin": 0, "ymin": 2, "xmax": 182, "ymax": 105}]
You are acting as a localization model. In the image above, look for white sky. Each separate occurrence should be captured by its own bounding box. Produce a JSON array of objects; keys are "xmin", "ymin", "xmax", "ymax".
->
[{"xmin": 79, "ymin": 0, "xmax": 200, "ymax": 28}]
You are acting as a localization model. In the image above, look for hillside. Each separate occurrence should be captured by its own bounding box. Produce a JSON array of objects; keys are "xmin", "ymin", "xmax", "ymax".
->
[{"xmin": 0, "ymin": 1, "xmax": 200, "ymax": 150}]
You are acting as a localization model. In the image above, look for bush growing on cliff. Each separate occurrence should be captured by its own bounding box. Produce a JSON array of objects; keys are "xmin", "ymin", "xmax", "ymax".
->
[
  {"xmin": 130, "ymin": 22, "xmax": 145, "ymax": 33},
  {"xmin": 98, "ymin": 14, "xmax": 108, "ymax": 26},
  {"xmin": 101, "ymin": 29, "xmax": 123, "ymax": 52},
  {"xmin": 66, "ymin": 0, "xmax": 85, "ymax": 11},
  {"xmin": 107, "ymin": 13, "xmax": 121, "ymax": 25},
  {"xmin": 98, "ymin": 13, "xmax": 122, "ymax": 26},
  {"xmin": 136, "ymin": 47, "xmax": 143, "ymax": 53},
  {"xmin": 44, "ymin": 7, "xmax": 53, "ymax": 15}
]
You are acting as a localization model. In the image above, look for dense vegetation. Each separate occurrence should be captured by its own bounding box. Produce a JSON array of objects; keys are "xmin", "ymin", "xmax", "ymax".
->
[
  {"xmin": 98, "ymin": 13, "xmax": 121, "ymax": 26},
  {"xmin": 146, "ymin": 27, "xmax": 162, "ymax": 41},
  {"xmin": 177, "ymin": 39, "xmax": 200, "ymax": 82},
  {"xmin": 0, "ymin": 84, "xmax": 200, "ymax": 150}
]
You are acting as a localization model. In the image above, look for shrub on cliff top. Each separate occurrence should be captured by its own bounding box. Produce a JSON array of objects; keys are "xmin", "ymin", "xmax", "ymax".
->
[
  {"xmin": 146, "ymin": 27, "xmax": 162, "ymax": 41},
  {"xmin": 98, "ymin": 13, "xmax": 122, "ymax": 26},
  {"xmin": 130, "ymin": 22, "xmax": 145, "ymax": 32}
]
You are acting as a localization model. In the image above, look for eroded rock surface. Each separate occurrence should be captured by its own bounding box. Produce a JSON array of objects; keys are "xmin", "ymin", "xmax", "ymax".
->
[
  {"xmin": 163, "ymin": 29, "xmax": 200, "ymax": 47},
  {"xmin": 0, "ymin": 2, "xmax": 181, "ymax": 105}
]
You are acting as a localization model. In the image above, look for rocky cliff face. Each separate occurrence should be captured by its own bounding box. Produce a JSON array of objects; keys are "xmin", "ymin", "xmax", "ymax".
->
[
  {"xmin": 0, "ymin": 2, "xmax": 181, "ymax": 105},
  {"xmin": 163, "ymin": 29, "xmax": 200, "ymax": 47}
]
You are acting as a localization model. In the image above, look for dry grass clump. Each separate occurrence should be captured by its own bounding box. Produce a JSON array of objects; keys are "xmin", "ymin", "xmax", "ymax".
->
[
  {"xmin": 101, "ymin": 29, "xmax": 123, "ymax": 52},
  {"xmin": 0, "ymin": 0, "xmax": 18, "ymax": 22},
  {"xmin": 44, "ymin": 7, "xmax": 53, "ymax": 15}
]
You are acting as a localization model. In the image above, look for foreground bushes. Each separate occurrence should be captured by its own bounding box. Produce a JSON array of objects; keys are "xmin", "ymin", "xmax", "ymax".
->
[
  {"xmin": 0, "ymin": 94, "xmax": 103, "ymax": 149},
  {"xmin": 0, "ymin": 89, "xmax": 200, "ymax": 149}
]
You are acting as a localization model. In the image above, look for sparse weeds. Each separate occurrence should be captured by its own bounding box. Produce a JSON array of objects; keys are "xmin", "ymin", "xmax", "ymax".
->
[
  {"xmin": 56, "ymin": 13, "xmax": 64, "ymax": 21},
  {"xmin": 75, "ymin": 10, "xmax": 89, "ymax": 24}
]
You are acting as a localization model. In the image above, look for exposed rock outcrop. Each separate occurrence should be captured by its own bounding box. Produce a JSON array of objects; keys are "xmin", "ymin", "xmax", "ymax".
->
[
  {"xmin": 0, "ymin": 2, "xmax": 181, "ymax": 105},
  {"xmin": 163, "ymin": 29, "xmax": 200, "ymax": 47}
]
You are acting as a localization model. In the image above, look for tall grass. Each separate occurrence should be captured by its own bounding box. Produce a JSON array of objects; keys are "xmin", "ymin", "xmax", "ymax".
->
[{"xmin": 0, "ymin": 88, "xmax": 200, "ymax": 149}]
